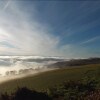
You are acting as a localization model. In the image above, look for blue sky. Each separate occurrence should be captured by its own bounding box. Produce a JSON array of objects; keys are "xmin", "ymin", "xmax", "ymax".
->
[{"xmin": 0, "ymin": 0, "xmax": 100, "ymax": 58}]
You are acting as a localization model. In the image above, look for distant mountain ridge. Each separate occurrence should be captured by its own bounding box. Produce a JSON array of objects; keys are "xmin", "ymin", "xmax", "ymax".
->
[{"xmin": 48, "ymin": 58, "xmax": 100, "ymax": 68}]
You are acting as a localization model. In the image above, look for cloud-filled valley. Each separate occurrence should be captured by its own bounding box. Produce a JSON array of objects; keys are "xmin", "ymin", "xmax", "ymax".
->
[{"xmin": 0, "ymin": 56, "xmax": 65, "ymax": 76}]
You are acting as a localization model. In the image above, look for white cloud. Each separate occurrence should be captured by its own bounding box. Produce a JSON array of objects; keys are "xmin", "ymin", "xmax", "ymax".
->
[
  {"xmin": 80, "ymin": 36, "xmax": 100, "ymax": 45},
  {"xmin": 2, "ymin": 0, "xmax": 11, "ymax": 10},
  {"xmin": 0, "ymin": 1, "xmax": 99, "ymax": 58},
  {"xmin": 0, "ymin": 1, "xmax": 62, "ymax": 56}
]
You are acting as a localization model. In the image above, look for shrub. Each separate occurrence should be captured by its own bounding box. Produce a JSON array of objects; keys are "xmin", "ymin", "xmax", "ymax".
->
[{"xmin": 0, "ymin": 87, "xmax": 51, "ymax": 100}]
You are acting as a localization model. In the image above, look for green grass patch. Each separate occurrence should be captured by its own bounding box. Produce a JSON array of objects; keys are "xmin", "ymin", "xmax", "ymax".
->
[{"xmin": 0, "ymin": 64, "xmax": 100, "ymax": 94}]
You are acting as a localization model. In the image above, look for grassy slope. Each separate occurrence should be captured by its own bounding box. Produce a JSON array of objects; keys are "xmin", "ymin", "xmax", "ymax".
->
[{"xmin": 0, "ymin": 64, "xmax": 100, "ymax": 94}]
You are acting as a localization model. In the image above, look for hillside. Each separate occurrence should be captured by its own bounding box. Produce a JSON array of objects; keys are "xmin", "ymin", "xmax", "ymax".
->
[
  {"xmin": 0, "ymin": 64, "xmax": 100, "ymax": 94},
  {"xmin": 48, "ymin": 58, "xmax": 100, "ymax": 68}
]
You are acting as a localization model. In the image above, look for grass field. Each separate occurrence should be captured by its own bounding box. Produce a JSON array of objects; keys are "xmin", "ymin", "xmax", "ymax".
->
[{"xmin": 0, "ymin": 64, "xmax": 100, "ymax": 94}]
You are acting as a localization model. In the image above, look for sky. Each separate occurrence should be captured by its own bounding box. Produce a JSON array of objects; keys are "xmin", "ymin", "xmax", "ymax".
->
[{"xmin": 0, "ymin": 0, "xmax": 100, "ymax": 58}]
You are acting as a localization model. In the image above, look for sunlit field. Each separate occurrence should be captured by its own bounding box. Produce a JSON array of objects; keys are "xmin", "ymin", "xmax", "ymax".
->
[{"xmin": 0, "ymin": 64, "xmax": 100, "ymax": 94}]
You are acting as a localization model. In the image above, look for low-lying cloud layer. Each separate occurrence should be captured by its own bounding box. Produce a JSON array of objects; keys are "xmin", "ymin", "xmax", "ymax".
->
[{"xmin": 0, "ymin": 56, "xmax": 64, "ymax": 76}]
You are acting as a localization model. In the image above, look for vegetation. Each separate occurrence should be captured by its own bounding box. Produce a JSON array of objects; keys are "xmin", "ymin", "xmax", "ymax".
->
[
  {"xmin": 0, "ymin": 64, "xmax": 100, "ymax": 99},
  {"xmin": 47, "ymin": 79, "xmax": 98, "ymax": 100},
  {"xmin": 0, "ymin": 78, "xmax": 100, "ymax": 100},
  {"xmin": 49, "ymin": 58, "xmax": 100, "ymax": 68},
  {"xmin": 0, "ymin": 87, "xmax": 51, "ymax": 100}
]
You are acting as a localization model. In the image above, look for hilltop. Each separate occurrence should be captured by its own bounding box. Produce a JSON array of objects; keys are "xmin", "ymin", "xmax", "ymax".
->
[{"xmin": 48, "ymin": 58, "xmax": 100, "ymax": 68}]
